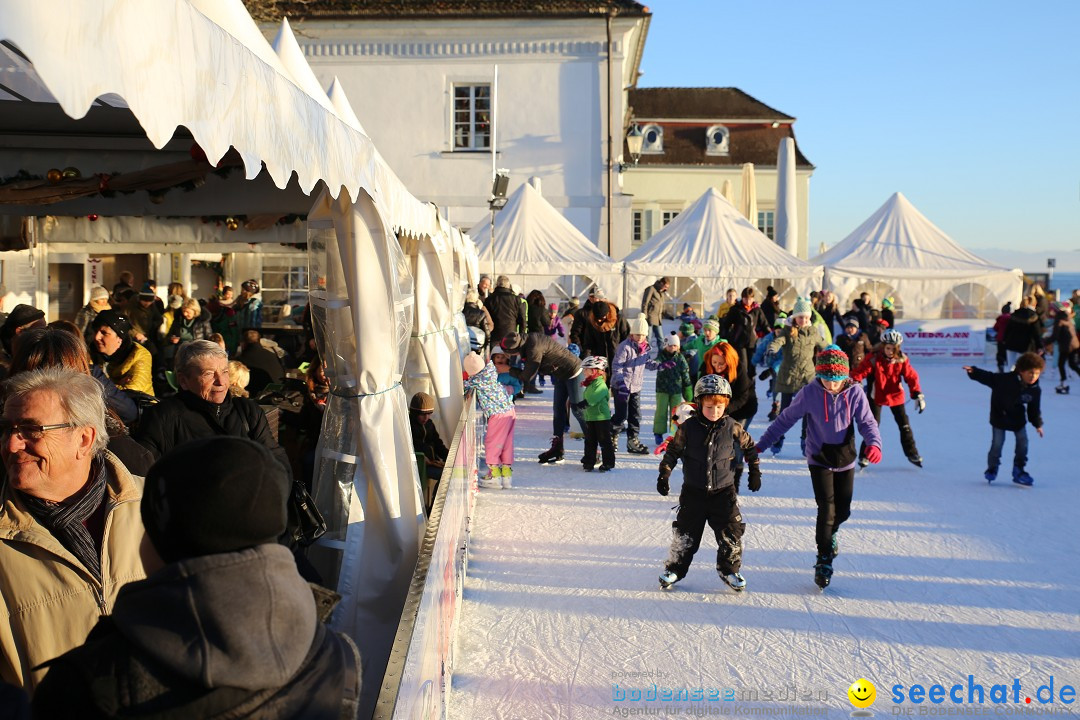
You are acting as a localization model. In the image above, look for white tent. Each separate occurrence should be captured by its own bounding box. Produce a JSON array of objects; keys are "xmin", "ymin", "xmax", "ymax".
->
[
  {"xmin": 623, "ymin": 187, "xmax": 823, "ymax": 314},
  {"xmin": 468, "ymin": 182, "xmax": 624, "ymax": 302},
  {"xmin": 819, "ymin": 192, "xmax": 1023, "ymax": 319}
]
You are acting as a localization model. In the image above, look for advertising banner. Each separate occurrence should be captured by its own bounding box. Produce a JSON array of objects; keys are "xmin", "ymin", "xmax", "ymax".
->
[{"xmin": 892, "ymin": 319, "xmax": 989, "ymax": 359}]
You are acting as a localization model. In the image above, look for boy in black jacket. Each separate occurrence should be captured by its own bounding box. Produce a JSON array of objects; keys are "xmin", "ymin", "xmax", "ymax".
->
[
  {"xmin": 656, "ymin": 374, "xmax": 761, "ymax": 592},
  {"xmin": 963, "ymin": 352, "xmax": 1044, "ymax": 486}
]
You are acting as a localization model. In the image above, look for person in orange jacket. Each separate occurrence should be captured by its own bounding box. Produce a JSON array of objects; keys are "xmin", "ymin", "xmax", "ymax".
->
[{"xmin": 850, "ymin": 329, "xmax": 925, "ymax": 467}]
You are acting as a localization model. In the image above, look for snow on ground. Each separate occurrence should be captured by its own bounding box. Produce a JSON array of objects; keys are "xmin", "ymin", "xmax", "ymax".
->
[{"xmin": 447, "ymin": 359, "xmax": 1080, "ymax": 720}]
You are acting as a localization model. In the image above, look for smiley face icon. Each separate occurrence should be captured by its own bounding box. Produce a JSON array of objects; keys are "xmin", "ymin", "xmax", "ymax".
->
[{"xmin": 848, "ymin": 678, "xmax": 876, "ymax": 709}]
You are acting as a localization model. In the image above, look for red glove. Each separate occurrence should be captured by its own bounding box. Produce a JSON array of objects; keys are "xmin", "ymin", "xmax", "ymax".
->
[{"xmin": 865, "ymin": 446, "xmax": 882, "ymax": 464}]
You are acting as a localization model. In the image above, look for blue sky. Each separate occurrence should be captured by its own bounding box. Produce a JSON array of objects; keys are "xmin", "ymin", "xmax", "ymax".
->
[{"xmin": 637, "ymin": 0, "xmax": 1080, "ymax": 254}]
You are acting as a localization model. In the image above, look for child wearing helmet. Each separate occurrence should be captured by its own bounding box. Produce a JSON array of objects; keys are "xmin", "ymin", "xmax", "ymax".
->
[
  {"xmin": 656, "ymin": 374, "xmax": 762, "ymax": 593},
  {"xmin": 577, "ymin": 355, "xmax": 615, "ymax": 472},
  {"xmin": 755, "ymin": 345, "xmax": 881, "ymax": 588},
  {"xmin": 850, "ymin": 329, "xmax": 925, "ymax": 467},
  {"xmin": 464, "ymin": 352, "xmax": 517, "ymax": 489}
]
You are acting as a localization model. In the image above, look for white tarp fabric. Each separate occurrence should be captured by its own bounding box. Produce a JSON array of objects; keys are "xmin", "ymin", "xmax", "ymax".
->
[
  {"xmin": 467, "ymin": 182, "xmax": 624, "ymax": 301},
  {"xmin": 819, "ymin": 192, "xmax": 1023, "ymax": 318},
  {"xmin": 0, "ymin": 0, "xmax": 437, "ymax": 237},
  {"xmin": 402, "ymin": 220, "xmax": 465, "ymax": 445},
  {"xmin": 306, "ymin": 189, "xmax": 423, "ymax": 718},
  {"xmin": 623, "ymin": 187, "xmax": 823, "ymax": 310}
]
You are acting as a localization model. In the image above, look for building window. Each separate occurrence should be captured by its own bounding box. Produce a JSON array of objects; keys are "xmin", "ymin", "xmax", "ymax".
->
[
  {"xmin": 453, "ymin": 84, "xmax": 491, "ymax": 150},
  {"xmin": 260, "ymin": 256, "xmax": 309, "ymax": 324},
  {"xmin": 705, "ymin": 124, "xmax": 730, "ymax": 155},
  {"xmin": 632, "ymin": 210, "xmax": 654, "ymax": 250},
  {"xmin": 757, "ymin": 210, "xmax": 775, "ymax": 240},
  {"xmin": 641, "ymin": 123, "xmax": 663, "ymax": 154},
  {"xmin": 662, "ymin": 211, "xmax": 679, "ymax": 226}
]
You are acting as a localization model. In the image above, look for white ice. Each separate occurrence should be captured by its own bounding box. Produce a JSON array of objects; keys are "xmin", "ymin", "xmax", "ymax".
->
[{"xmin": 448, "ymin": 360, "xmax": 1080, "ymax": 719}]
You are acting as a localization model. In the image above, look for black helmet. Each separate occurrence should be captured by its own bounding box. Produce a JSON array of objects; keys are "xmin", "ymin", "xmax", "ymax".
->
[{"xmin": 241, "ymin": 279, "xmax": 260, "ymax": 294}]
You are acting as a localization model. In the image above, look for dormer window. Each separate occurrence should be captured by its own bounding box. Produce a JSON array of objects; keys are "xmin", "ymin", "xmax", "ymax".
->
[
  {"xmin": 706, "ymin": 125, "xmax": 729, "ymax": 155},
  {"xmin": 641, "ymin": 123, "xmax": 663, "ymax": 154}
]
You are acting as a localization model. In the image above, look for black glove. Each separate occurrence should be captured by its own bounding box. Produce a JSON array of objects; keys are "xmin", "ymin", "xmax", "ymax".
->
[
  {"xmin": 656, "ymin": 476, "xmax": 669, "ymax": 496},
  {"xmin": 758, "ymin": 368, "xmax": 773, "ymax": 381},
  {"xmin": 574, "ymin": 399, "xmax": 589, "ymax": 410},
  {"xmin": 747, "ymin": 466, "xmax": 762, "ymax": 493}
]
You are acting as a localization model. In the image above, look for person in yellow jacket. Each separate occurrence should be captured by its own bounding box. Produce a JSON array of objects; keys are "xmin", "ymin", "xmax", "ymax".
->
[
  {"xmin": 0, "ymin": 367, "xmax": 160, "ymax": 691},
  {"xmin": 90, "ymin": 310, "xmax": 154, "ymax": 396}
]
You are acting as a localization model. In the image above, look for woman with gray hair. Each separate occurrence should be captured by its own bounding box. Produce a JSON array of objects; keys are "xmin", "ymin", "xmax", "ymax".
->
[{"xmin": 135, "ymin": 340, "xmax": 287, "ymax": 471}]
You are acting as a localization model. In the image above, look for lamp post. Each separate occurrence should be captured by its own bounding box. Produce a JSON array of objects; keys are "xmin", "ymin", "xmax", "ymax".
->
[
  {"xmin": 488, "ymin": 169, "xmax": 510, "ymax": 283},
  {"xmin": 625, "ymin": 123, "xmax": 644, "ymax": 168}
]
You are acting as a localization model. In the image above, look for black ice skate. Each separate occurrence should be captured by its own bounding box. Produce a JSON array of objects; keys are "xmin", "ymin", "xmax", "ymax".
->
[
  {"xmin": 1056, "ymin": 384, "xmax": 1070, "ymax": 394},
  {"xmin": 659, "ymin": 571, "xmax": 679, "ymax": 590},
  {"xmin": 813, "ymin": 554, "xmax": 833, "ymax": 589},
  {"xmin": 538, "ymin": 435, "xmax": 564, "ymax": 464},
  {"xmin": 626, "ymin": 437, "xmax": 650, "ymax": 454},
  {"xmin": 906, "ymin": 454, "xmax": 923, "ymax": 468}
]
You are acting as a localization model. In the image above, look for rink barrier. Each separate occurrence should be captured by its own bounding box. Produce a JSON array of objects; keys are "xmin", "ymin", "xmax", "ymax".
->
[{"xmin": 374, "ymin": 390, "xmax": 478, "ymax": 720}]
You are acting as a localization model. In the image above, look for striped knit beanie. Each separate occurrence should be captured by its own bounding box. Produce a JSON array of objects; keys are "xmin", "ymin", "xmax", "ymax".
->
[
  {"xmin": 703, "ymin": 317, "xmax": 720, "ymax": 334},
  {"xmin": 791, "ymin": 297, "xmax": 813, "ymax": 318},
  {"xmin": 815, "ymin": 344, "xmax": 849, "ymax": 382}
]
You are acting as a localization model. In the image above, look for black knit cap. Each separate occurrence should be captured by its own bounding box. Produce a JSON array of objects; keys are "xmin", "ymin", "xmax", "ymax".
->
[
  {"xmin": 0, "ymin": 304, "xmax": 45, "ymax": 353},
  {"xmin": 142, "ymin": 436, "xmax": 289, "ymax": 563},
  {"xmin": 90, "ymin": 309, "xmax": 132, "ymax": 337}
]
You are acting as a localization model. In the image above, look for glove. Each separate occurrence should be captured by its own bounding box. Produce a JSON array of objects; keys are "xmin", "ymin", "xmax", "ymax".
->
[
  {"xmin": 865, "ymin": 445, "xmax": 882, "ymax": 464},
  {"xmin": 747, "ymin": 466, "xmax": 762, "ymax": 492},
  {"xmin": 615, "ymin": 384, "xmax": 630, "ymax": 404},
  {"xmin": 758, "ymin": 368, "xmax": 773, "ymax": 381},
  {"xmin": 656, "ymin": 476, "xmax": 669, "ymax": 496},
  {"xmin": 914, "ymin": 394, "xmax": 926, "ymax": 414},
  {"xmin": 574, "ymin": 399, "xmax": 589, "ymax": 410}
]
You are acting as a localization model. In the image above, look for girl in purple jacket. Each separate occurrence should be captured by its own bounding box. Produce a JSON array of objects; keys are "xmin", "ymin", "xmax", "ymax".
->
[{"xmin": 754, "ymin": 345, "xmax": 882, "ymax": 589}]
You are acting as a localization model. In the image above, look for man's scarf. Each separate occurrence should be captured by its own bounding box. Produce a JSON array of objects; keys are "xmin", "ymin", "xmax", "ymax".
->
[{"xmin": 22, "ymin": 456, "xmax": 108, "ymax": 581}]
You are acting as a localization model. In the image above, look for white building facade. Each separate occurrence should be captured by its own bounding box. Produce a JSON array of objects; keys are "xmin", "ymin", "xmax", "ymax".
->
[{"xmin": 251, "ymin": 0, "xmax": 651, "ymax": 258}]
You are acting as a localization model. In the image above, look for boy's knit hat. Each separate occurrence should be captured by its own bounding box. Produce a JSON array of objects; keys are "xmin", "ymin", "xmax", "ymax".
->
[
  {"xmin": 881, "ymin": 296, "xmax": 894, "ymax": 310},
  {"xmin": 774, "ymin": 312, "xmax": 789, "ymax": 329},
  {"xmin": 844, "ymin": 316, "xmax": 860, "ymax": 329},
  {"xmin": 665, "ymin": 332, "xmax": 681, "ymax": 349},
  {"xmin": 791, "ymin": 297, "xmax": 813, "ymax": 318},
  {"xmin": 679, "ymin": 322, "xmax": 693, "ymax": 335},
  {"xmin": 815, "ymin": 344, "xmax": 850, "ymax": 382},
  {"xmin": 567, "ymin": 342, "xmax": 581, "ymax": 357},
  {"xmin": 703, "ymin": 318, "xmax": 720, "ymax": 334}
]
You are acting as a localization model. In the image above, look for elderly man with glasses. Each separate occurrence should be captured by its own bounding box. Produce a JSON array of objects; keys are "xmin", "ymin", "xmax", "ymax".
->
[{"xmin": 0, "ymin": 367, "xmax": 159, "ymax": 692}]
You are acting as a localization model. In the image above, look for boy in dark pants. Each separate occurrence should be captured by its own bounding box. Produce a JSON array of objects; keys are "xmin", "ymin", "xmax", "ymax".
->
[
  {"xmin": 656, "ymin": 374, "xmax": 761, "ymax": 592},
  {"xmin": 578, "ymin": 355, "xmax": 616, "ymax": 472},
  {"xmin": 963, "ymin": 351, "xmax": 1044, "ymax": 486}
]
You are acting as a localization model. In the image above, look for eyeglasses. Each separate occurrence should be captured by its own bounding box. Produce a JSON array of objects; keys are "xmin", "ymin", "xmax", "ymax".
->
[{"xmin": 0, "ymin": 422, "xmax": 77, "ymax": 441}]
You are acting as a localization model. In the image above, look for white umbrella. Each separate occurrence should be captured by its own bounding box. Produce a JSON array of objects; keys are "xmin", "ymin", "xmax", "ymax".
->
[
  {"xmin": 720, "ymin": 179, "xmax": 735, "ymax": 205},
  {"xmin": 740, "ymin": 162, "xmax": 757, "ymax": 225},
  {"xmin": 775, "ymin": 137, "xmax": 798, "ymax": 254}
]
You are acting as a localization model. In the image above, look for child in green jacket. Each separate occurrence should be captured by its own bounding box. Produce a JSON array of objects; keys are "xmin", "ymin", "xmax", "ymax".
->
[
  {"xmin": 653, "ymin": 332, "xmax": 693, "ymax": 444},
  {"xmin": 578, "ymin": 355, "xmax": 615, "ymax": 472}
]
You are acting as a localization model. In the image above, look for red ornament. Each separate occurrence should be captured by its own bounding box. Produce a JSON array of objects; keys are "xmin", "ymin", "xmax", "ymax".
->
[{"xmin": 87, "ymin": 214, "xmax": 99, "ymax": 221}]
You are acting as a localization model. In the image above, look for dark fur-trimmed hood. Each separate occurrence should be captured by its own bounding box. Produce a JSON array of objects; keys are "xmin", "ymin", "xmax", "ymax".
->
[{"xmin": 588, "ymin": 301, "xmax": 620, "ymax": 333}]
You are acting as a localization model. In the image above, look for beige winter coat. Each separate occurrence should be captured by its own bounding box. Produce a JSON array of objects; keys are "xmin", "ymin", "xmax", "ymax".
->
[{"xmin": 0, "ymin": 452, "xmax": 160, "ymax": 692}]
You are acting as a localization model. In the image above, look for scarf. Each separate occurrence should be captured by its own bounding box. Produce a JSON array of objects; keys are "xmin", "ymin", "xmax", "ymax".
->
[{"xmin": 21, "ymin": 456, "xmax": 108, "ymax": 581}]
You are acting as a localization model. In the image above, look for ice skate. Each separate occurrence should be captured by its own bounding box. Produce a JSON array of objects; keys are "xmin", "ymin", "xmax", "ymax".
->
[
  {"xmin": 721, "ymin": 571, "xmax": 747, "ymax": 592},
  {"xmin": 1012, "ymin": 466, "xmax": 1034, "ymax": 486},
  {"xmin": 1056, "ymin": 384, "xmax": 1070, "ymax": 394},
  {"xmin": 501, "ymin": 466, "xmax": 513, "ymax": 489},
  {"xmin": 813, "ymin": 554, "xmax": 833, "ymax": 589},
  {"xmin": 984, "ymin": 467, "xmax": 997, "ymax": 483},
  {"xmin": 597, "ymin": 464, "xmax": 614, "ymax": 473},
  {"xmin": 858, "ymin": 457, "xmax": 870, "ymax": 469},
  {"xmin": 659, "ymin": 571, "xmax": 679, "ymax": 590},
  {"xmin": 479, "ymin": 468, "xmax": 501, "ymax": 489},
  {"xmin": 538, "ymin": 435, "xmax": 564, "ymax": 464},
  {"xmin": 626, "ymin": 436, "xmax": 649, "ymax": 455},
  {"xmin": 906, "ymin": 454, "xmax": 923, "ymax": 468}
]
